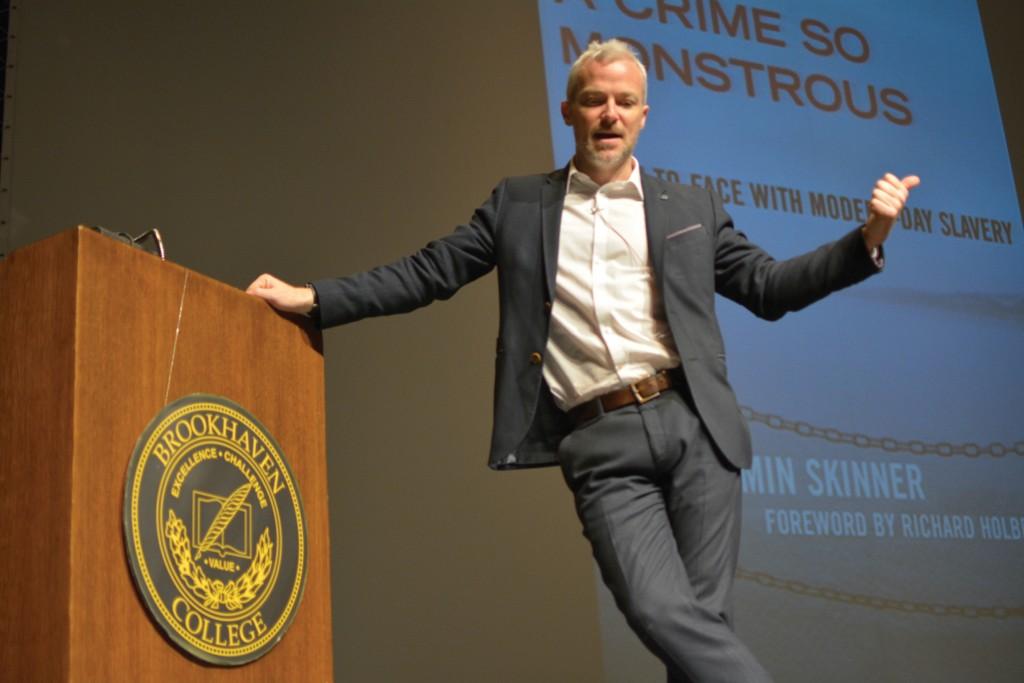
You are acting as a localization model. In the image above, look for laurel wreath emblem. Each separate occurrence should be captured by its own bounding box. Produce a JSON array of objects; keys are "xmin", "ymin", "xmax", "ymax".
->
[{"xmin": 165, "ymin": 509, "xmax": 274, "ymax": 611}]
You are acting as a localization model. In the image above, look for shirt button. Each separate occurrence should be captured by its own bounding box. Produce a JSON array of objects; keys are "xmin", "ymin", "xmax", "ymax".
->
[{"xmin": 529, "ymin": 352, "xmax": 543, "ymax": 365}]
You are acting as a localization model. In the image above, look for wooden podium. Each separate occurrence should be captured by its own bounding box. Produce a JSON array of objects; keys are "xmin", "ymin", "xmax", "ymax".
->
[{"xmin": 0, "ymin": 228, "xmax": 333, "ymax": 681}]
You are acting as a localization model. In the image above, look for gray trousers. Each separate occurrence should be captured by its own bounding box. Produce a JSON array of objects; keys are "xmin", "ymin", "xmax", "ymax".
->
[{"xmin": 557, "ymin": 388, "xmax": 773, "ymax": 683}]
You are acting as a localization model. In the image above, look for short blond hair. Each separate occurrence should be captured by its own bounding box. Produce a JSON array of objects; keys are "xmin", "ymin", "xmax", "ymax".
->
[{"xmin": 565, "ymin": 39, "xmax": 648, "ymax": 103}]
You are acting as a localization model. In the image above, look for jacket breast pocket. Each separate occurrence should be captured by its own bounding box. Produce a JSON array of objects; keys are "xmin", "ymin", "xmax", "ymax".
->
[
  {"xmin": 663, "ymin": 226, "xmax": 715, "ymax": 306},
  {"xmin": 665, "ymin": 223, "xmax": 704, "ymax": 240}
]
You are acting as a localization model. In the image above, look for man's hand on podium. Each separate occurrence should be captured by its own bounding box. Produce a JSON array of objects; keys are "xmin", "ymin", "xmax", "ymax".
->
[{"xmin": 246, "ymin": 274, "xmax": 316, "ymax": 315}]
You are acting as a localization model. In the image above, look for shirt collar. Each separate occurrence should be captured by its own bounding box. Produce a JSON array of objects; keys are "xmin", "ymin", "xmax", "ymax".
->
[{"xmin": 566, "ymin": 157, "xmax": 644, "ymax": 199}]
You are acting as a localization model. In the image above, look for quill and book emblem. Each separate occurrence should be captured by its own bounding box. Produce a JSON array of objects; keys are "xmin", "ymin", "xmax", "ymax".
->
[{"xmin": 193, "ymin": 483, "xmax": 252, "ymax": 561}]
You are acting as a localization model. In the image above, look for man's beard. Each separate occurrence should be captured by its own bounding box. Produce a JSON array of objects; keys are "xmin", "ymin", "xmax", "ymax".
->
[{"xmin": 581, "ymin": 139, "xmax": 633, "ymax": 173}]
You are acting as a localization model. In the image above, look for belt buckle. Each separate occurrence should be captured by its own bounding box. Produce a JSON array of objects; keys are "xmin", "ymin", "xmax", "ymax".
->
[{"xmin": 630, "ymin": 378, "xmax": 660, "ymax": 405}]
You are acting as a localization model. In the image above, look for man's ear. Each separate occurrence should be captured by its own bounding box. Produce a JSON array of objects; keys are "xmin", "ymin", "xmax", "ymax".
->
[{"xmin": 560, "ymin": 101, "xmax": 571, "ymax": 125}]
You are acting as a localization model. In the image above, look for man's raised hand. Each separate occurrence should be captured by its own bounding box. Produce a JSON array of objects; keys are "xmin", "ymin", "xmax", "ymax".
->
[{"xmin": 863, "ymin": 173, "xmax": 921, "ymax": 249}]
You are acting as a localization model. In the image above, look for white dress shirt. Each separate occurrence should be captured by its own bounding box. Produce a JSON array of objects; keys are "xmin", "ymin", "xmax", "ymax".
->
[{"xmin": 543, "ymin": 159, "xmax": 680, "ymax": 410}]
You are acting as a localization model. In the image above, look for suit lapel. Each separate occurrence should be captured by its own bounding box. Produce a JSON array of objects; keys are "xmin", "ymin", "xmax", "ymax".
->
[
  {"xmin": 641, "ymin": 172, "xmax": 671, "ymax": 291},
  {"xmin": 541, "ymin": 167, "xmax": 568, "ymax": 301}
]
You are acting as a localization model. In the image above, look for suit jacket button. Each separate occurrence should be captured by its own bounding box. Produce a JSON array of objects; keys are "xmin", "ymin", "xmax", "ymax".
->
[
  {"xmin": 529, "ymin": 352, "xmax": 543, "ymax": 365},
  {"xmin": 544, "ymin": 300, "xmax": 552, "ymax": 310}
]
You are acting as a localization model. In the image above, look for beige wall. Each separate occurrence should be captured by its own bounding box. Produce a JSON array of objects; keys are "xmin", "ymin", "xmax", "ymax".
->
[
  {"xmin": 3, "ymin": 2, "xmax": 1022, "ymax": 682},
  {"xmin": 4, "ymin": 3, "xmax": 601, "ymax": 681}
]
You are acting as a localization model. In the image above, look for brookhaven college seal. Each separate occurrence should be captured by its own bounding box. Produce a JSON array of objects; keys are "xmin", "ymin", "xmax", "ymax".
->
[{"xmin": 124, "ymin": 394, "xmax": 307, "ymax": 665}]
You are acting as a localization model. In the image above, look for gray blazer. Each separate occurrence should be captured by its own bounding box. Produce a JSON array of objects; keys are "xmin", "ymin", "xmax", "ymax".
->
[{"xmin": 313, "ymin": 167, "xmax": 879, "ymax": 471}]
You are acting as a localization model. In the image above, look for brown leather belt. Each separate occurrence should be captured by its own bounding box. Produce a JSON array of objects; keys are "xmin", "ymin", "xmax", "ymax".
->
[{"xmin": 568, "ymin": 370, "xmax": 674, "ymax": 427}]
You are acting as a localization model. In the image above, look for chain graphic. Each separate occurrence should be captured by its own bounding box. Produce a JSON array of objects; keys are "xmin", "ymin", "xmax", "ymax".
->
[
  {"xmin": 737, "ymin": 568, "xmax": 1024, "ymax": 619},
  {"xmin": 741, "ymin": 406, "xmax": 1024, "ymax": 459}
]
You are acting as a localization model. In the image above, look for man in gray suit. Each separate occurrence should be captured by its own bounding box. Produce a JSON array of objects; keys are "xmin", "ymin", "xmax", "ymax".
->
[{"xmin": 248, "ymin": 40, "xmax": 918, "ymax": 683}]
